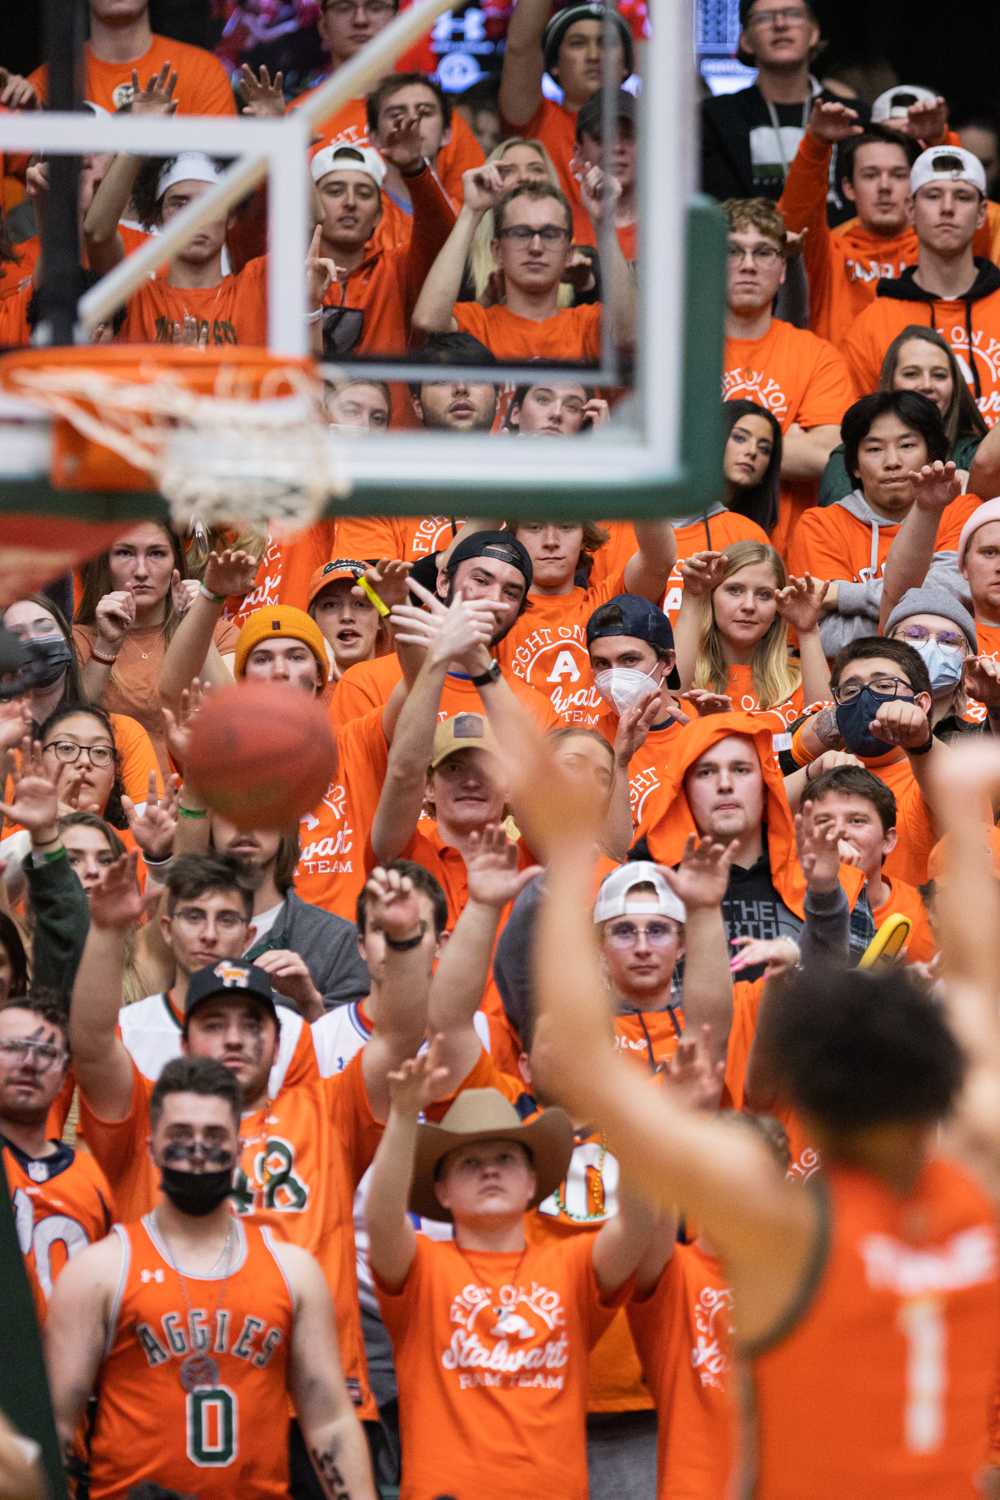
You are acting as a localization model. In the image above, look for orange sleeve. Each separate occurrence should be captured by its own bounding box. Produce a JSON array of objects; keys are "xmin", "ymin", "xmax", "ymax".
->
[
  {"xmin": 786, "ymin": 506, "xmax": 853, "ymax": 582},
  {"xmin": 326, "ymin": 1051, "xmax": 382, "ymax": 1184},
  {"xmin": 795, "ymin": 335, "xmax": 855, "ymax": 430},
  {"xmin": 937, "ymin": 493, "xmax": 983, "ymax": 551},
  {"xmin": 721, "ymin": 980, "xmax": 764, "ymax": 1109},
  {"xmin": 452, "ymin": 301, "xmax": 493, "ymax": 347},
  {"xmin": 842, "ymin": 303, "xmax": 888, "ymax": 397},
  {"xmin": 77, "ymin": 1064, "xmax": 156, "ymax": 1219},
  {"xmin": 335, "ymin": 516, "xmax": 408, "ymax": 563},
  {"xmin": 402, "ymin": 167, "xmax": 458, "ymax": 322},
  {"xmin": 109, "ymin": 713, "xmax": 164, "ymax": 801},
  {"xmin": 778, "ymin": 133, "xmax": 833, "ymax": 310}
]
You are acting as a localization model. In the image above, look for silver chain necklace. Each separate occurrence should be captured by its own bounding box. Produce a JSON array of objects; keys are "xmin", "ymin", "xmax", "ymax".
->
[{"xmin": 152, "ymin": 1211, "xmax": 236, "ymax": 1393}]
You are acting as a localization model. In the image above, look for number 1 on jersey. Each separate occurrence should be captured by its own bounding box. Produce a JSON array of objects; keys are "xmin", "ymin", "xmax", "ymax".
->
[{"xmin": 898, "ymin": 1298, "xmax": 946, "ymax": 1453}]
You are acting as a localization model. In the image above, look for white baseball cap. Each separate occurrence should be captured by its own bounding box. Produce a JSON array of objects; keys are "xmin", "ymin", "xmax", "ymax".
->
[
  {"xmin": 592, "ymin": 861, "xmax": 685, "ymax": 925},
  {"xmin": 911, "ymin": 145, "xmax": 986, "ymax": 197},
  {"xmin": 156, "ymin": 151, "xmax": 226, "ymax": 202},
  {"xmin": 871, "ymin": 84, "xmax": 938, "ymax": 123},
  {"xmin": 310, "ymin": 143, "xmax": 386, "ymax": 190}
]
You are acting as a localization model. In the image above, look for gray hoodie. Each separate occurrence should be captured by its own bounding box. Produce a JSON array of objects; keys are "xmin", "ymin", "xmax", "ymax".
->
[{"xmin": 818, "ymin": 488, "xmax": 966, "ymax": 657}]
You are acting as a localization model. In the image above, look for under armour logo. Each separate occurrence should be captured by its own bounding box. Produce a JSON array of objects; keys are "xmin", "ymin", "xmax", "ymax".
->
[{"xmin": 140, "ymin": 1268, "xmax": 165, "ymax": 1283}]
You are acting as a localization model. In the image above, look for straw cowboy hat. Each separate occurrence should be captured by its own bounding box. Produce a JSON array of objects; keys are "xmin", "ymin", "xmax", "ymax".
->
[{"xmin": 409, "ymin": 1089, "xmax": 574, "ymax": 1223}]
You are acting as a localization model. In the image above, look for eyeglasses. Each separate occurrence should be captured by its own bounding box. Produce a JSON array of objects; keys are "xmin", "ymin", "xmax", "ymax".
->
[
  {"xmin": 497, "ymin": 225, "xmax": 571, "ymax": 243},
  {"xmin": 323, "ymin": 0, "xmax": 393, "ymax": 16},
  {"xmin": 321, "ymin": 306, "xmax": 365, "ymax": 358},
  {"xmin": 42, "ymin": 739, "xmax": 115, "ymax": 768},
  {"xmin": 727, "ymin": 242, "xmax": 783, "ymax": 264},
  {"xmin": 0, "ymin": 1038, "xmax": 67, "ymax": 1072},
  {"xmin": 172, "ymin": 907, "xmax": 248, "ymax": 930},
  {"xmin": 604, "ymin": 920, "xmax": 679, "ymax": 949},
  {"xmin": 895, "ymin": 625, "xmax": 967, "ymax": 652},
  {"xmin": 832, "ymin": 676, "xmax": 912, "ymax": 705},
  {"xmin": 746, "ymin": 7, "xmax": 811, "ymax": 28}
]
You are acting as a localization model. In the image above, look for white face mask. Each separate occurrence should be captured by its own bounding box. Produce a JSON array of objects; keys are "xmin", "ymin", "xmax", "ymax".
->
[{"xmin": 593, "ymin": 666, "xmax": 661, "ymax": 716}]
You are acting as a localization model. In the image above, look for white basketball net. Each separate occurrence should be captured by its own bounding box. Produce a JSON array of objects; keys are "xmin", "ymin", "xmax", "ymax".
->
[{"xmin": 3, "ymin": 359, "xmax": 350, "ymax": 539}]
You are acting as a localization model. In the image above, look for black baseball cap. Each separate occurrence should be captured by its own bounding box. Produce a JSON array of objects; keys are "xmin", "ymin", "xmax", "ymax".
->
[
  {"xmin": 185, "ymin": 961, "xmax": 279, "ymax": 1027},
  {"xmin": 586, "ymin": 593, "xmax": 675, "ymax": 652},
  {"xmin": 575, "ymin": 89, "xmax": 637, "ymax": 142},
  {"xmin": 445, "ymin": 531, "xmax": 534, "ymax": 591}
]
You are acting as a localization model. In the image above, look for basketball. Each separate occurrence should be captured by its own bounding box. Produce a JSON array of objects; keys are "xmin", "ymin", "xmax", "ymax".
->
[{"xmin": 186, "ymin": 681, "xmax": 338, "ymax": 831}]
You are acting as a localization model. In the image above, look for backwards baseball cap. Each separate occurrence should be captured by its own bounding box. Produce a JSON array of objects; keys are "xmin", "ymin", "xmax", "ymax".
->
[
  {"xmin": 911, "ymin": 145, "xmax": 986, "ymax": 197},
  {"xmin": 958, "ymin": 496, "xmax": 1000, "ymax": 566},
  {"xmin": 542, "ymin": 3, "xmax": 634, "ymax": 79},
  {"xmin": 586, "ymin": 593, "xmax": 674, "ymax": 653},
  {"xmin": 185, "ymin": 961, "xmax": 279, "ymax": 1027},
  {"xmin": 593, "ymin": 860, "xmax": 685, "ymax": 925},
  {"xmin": 156, "ymin": 152, "xmax": 226, "ymax": 202},
  {"xmin": 310, "ymin": 143, "xmax": 386, "ymax": 190},
  {"xmin": 575, "ymin": 88, "xmax": 637, "ymax": 142},
  {"xmin": 234, "ymin": 605, "xmax": 329, "ymax": 682},
  {"xmin": 308, "ymin": 558, "xmax": 366, "ymax": 609},
  {"xmin": 430, "ymin": 712, "xmax": 500, "ymax": 769},
  {"xmin": 444, "ymin": 530, "xmax": 533, "ymax": 591},
  {"xmin": 871, "ymin": 84, "xmax": 938, "ymax": 123}
]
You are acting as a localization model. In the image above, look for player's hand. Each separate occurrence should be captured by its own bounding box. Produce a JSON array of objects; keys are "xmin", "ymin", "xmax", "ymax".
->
[
  {"xmin": 963, "ymin": 653, "xmax": 1000, "ymax": 707},
  {"xmin": 870, "ymin": 697, "xmax": 933, "ymax": 751},
  {"xmin": 253, "ymin": 949, "xmax": 323, "ymax": 1017},
  {"xmin": 162, "ymin": 678, "xmax": 208, "ymax": 772},
  {"xmin": 377, "ymin": 113, "xmax": 424, "ymax": 174},
  {"xmin": 129, "ymin": 62, "xmax": 178, "ymax": 116},
  {"xmin": 795, "ymin": 800, "xmax": 842, "ymax": 893},
  {"xmin": 387, "ymin": 1041, "xmax": 451, "ymax": 1119},
  {"xmin": 775, "ymin": 573, "xmax": 830, "ymax": 634},
  {"xmin": 366, "ymin": 865, "xmax": 427, "ymax": 945},
  {"xmin": 0, "ymin": 67, "xmax": 39, "ymax": 109},
  {"xmin": 909, "ymin": 459, "xmax": 961, "ymax": 513},
  {"xmin": 465, "ymin": 823, "xmax": 541, "ymax": 909},
  {"xmin": 203, "ymin": 547, "xmax": 260, "ymax": 601},
  {"xmin": 807, "ymin": 97, "xmax": 862, "ymax": 145},
  {"xmin": 729, "ymin": 933, "xmax": 801, "ymax": 980},
  {"xmin": 88, "ymin": 851, "xmax": 159, "ymax": 931},
  {"xmin": 462, "ymin": 163, "xmax": 507, "ymax": 213},
  {"xmin": 237, "ymin": 62, "xmax": 286, "ymax": 117},
  {"xmin": 122, "ymin": 770, "xmax": 179, "ymax": 864},
  {"xmin": 613, "ymin": 687, "xmax": 660, "ymax": 765},
  {"xmin": 661, "ymin": 833, "xmax": 734, "ymax": 912},
  {"xmin": 93, "ymin": 588, "xmax": 136, "ymax": 654},
  {"xmin": 0, "ymin": 738, "xmax": 59, "ymax": 841},
  {"xmin": 678, "ymin": 550, "xmax": 727, "ymax": 598}
]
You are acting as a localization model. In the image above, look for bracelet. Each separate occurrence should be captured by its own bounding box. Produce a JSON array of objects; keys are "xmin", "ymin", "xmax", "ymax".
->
[
  {"xmin": 32, "ymin": 832, "xmax": 62, "ymax": 848},
  {"xmin": 198, "ymin": 582, "xmax": 226, "ymax": 604},
  {"xmin": 399, "ymin": 157, "xmax": 428, "ymax": 179},
  {"xmin": 91, "ymin": 648, "xmax": 119, "ymax": 667},
  {"xmin": 33, "ymin": 846, "xmax": 66, "ymax": 865},
  {"xmin": 179, "ymin": 805, "xmax": 208, "ymax": 819},
  {"xmin": 384, "ymin": 921, "xmax": 427, "ymax": 952},
  {"xmin": 305, "ymin": 307, "xmax": 324, "ymax": 324},
  {"xmin": 142, "ymin": 852, "xmax": 173, "ymax": 871},
  {"xmin": 908, "ymin": 733, "xmax": 936, "ymax": 756}
]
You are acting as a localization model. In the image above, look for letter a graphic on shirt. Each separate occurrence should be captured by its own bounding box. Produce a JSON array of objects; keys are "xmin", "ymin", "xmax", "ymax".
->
[{"xmin": 547, "ymin": 649, "xmax": 581, "ymax": 684}]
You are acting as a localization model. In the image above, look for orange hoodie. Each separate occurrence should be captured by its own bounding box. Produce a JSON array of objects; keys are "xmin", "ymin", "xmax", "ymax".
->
[{"xmin": 641, "ymin": 711, "xmax": 864, "ymax": 918}]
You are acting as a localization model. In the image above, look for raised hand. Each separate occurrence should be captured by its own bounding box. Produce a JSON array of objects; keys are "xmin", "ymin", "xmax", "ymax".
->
[
  {"xmin": 795, "ymin": 801, "xmax": 842, "ymax": 893},
  {"xmin": 377, "ymin": 114, "xmax": 425, "ymax": 174},
  {"xmin": 389, "ymin": 577, "xmax": 499, "ymax": 666},
  {"xmin": 559, "ymin": 247, "xmax": 598, "ymax": 295},
  {"xmin": 387, "ymin": 1042, "xmax": 451, "ymax": 1118},
  {"xmin": 93, "ymin": 588, "xmax": 136, "ymax": 658},
  {"xmin": 306, "ymin": 223, "xmax": 343, "ymax": 306},
  {"xmin": 0, "ymin": 68, "xmax": 39, "ymax": 109},
  {"xmin": 129, "ymin": 63, "xmax": 178, "ymax": 116},
  {"xmin": 582, "ymin": 397, "xmax": 609, "ymax": 429},
  {"xmin": 678, "ymin": 550, "xmax": 727, "ymax": 598},
  {"xmin": 122, "ymin": 770, "xmax": 179, "ymax": 863},
  {"xmin": 901, "ymin": 94, "xmax": 949, "ymax": 147},
  {"xmin": 613, "ymin": 687, "xmax": 661, "ymax": 765},
  {"xmin": 202, "ymin": 547, "xmax": 260, "ymax": 601},
  {"xmin": 807, "ymin": 97, "xmax": 862, "ymax": 145},
  {"xmin": 577, "ymin": 161, "xmax": 621, "ymax": 226},
  {"xmin": 729, "ymin": 933, "xmax": 801, "ymax": 980},
  {"xmin": 366, "ymin": 865, "xmax": 428, "ymax": 944},
  {"xmin": 963, "ymin": 654, "xmax": 1000, "ymax": 708},
  {"xmin": 775, "ymin": 573, "xmax": 830, "ymax": 634},
  {"xmin": 236, "ymin": 63, "xmax": 286, "ymax": 118},
  {"xmin": 462, "ymin": 163, "xmax": 507, "ymax": 213},
  {"xmin": 0, "ymin": 739, "xmax": 59, "ymax": 839},
  {"xmin": 253, "ymin": 949, "xmax": 321, "ymax": 1016},
  {"xmin": 661, "ymin": 834, "xmax": 735, "ymax": 912},
  {"xmin": 24, "ymin": 160, "xmax": 50, "ymax": 203},
  {"xmin": 870, "ymin": 696, "xmax": 933, "ymax": 751},
  {"xmin": 171, "ymin": 313, "xmax": 209, "ymax": 347},
  {"xmin": 88, "ymin": 851, "xmax": 158, "ymax": 932},
  {"xmin": 356, "ymin": 558, "xmax": 412, "ymax": 615},
  {"xmin": 0, "ymin": 699, "xmax": 32, "ymax": 756},
  {"xmin": 465, "ymin": 823, "xmax": 542, "ymax": 909},
  {"xmin": 685, "ymin": 688, "xmax": 734, "ymax": 717},
  {"xmin": 171, "ymin": 572, "xmax": 200, "ymax": 618},
  {"xmin": 909, "ymin": 459, "xmax": 961, "ymax": 513},
  {"xmin": 661, "ymin": 1025, "xmax": 724, "ymax": 1109},
  {"xmin": 163, "ymin": 678, "xmax": 208, "ymax": 771}
]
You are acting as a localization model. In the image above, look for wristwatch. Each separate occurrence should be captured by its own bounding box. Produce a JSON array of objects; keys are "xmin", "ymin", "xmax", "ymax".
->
[{"xmin": 470, "ymin": 660, "xmax": 502, "ymax": 687}]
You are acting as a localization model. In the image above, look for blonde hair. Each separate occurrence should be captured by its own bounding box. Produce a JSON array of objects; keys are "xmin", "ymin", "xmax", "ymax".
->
[
  {"xmin": 468, "ymin": 138, "xmax": 573, "ymax": 308},
  {"xmin": 694, "ymin": 541, "xmax": 801, "ymax": 707}
]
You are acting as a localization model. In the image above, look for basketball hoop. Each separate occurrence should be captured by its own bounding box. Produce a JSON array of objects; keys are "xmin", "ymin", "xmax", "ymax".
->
[{"xmin": 0, "ymin": 345, "xmax": 350, "ymax": 539}]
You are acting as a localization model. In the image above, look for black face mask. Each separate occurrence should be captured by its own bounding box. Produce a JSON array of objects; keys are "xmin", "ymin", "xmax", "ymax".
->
[
  {"xmin": 160, "ymin": 1163, "xmax": 234, "ymax": 1217},
  {"xmin": 21, "ymin": 636, "xmax": 74, "ymax": 690},
  {"xmin": 835, "ymin": 685, "xmax": 910, "ymax": 760}
]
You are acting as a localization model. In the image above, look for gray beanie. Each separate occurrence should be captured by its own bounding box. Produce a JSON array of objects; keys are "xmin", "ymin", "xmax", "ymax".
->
[{"xmin": 884, "ymin": 585, "xmax": 978, "ymax": 652}]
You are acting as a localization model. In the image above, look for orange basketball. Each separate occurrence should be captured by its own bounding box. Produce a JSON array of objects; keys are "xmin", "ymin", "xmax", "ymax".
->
[{"xmin": 186, "ymin": 682, "xmax": 337, "ymax": 831}]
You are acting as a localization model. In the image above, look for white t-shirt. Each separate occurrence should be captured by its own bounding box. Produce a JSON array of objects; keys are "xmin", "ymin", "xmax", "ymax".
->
[{"xmin": 117, "ymin": 991, "xmax": 306, "ymax": 1097}]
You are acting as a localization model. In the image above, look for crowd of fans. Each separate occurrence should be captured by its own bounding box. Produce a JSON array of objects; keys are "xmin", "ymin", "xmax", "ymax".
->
[{"xmin": 2, "ymin": 1, "xmax": 1000, "ymax": 1498}]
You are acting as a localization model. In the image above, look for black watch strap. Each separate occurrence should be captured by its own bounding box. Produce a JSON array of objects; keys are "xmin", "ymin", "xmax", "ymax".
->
[
  {"xmin": 470, "ymin": 661, "xmax": 501, "ymax": 687},
  {"xmin": 384, "ymin": 921, "xmax": 428, "ymax": 952}
]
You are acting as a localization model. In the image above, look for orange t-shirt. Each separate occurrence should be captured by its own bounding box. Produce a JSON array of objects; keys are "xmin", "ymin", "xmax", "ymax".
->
[
  {"xmin": 787, "ymin": 491, "xmax": 976, "ymax": 594},
  {"xmin": 588, "ymin": 521, "xmax": 637, "ymax": 590},
  {"xmin": 375, "ymin": 1231, "xmax": 627, "ymax": 1500},
  {"xmin": 79, "ymin": 1053, "xmax": 381, "ymax": 1419},
  {"xmin": 399, "ymin": 816, "xmax": 537, "ymax": 930},
  {"xmin": 871, "ymin": 876, "xmax": 937, "ymax": 965},
  {"xmin": 0, "ymin": 236, "xmax": 38, "ymax": 300},
  {"xmin": 723, "ymin": 317, "xmax": 855, "ymax": 553},
  {"xmin": 219, "ymin": 523, "xmax": 339, "ymax": 629},
  {"xmin": 660, "ymin": 510, "xmax": 770, "ymax": 622},
  {"xmin": 504, "ymin": 97, "xmax": 589, "ymax": 243},
  {"xmin": 330, "ymin": 651, "xmax": 559, "ymax": 731},
  {"xmin": 333, "ymin": 513, "xmax": 463, "ymax": 565},
  {"xmin": 628, "ymin": 1243, "xmax": 736, "ymax": 1500},
  {"xmin": 3, "ymin": 1139, "xmax": 113, "ymax": 1308},
  {"xmin": 0, "ymin": 281, "xmax": 31, "ymax": 347},
  {"xmin": 88, "ymin": 1217, "xmax": 292, "ymax": 1499},
  {"xmin": 453, "ymin": 301, "xmax": 602, "ymax": 362},
  {"xmin": 722, "ymin": 662, "xmax": 806, "ymax": 734},
  {"xmin": 844, "ymin": 285, "xmax": 1000, "ymax": 430},
  {"xmin": 744, "ymin": 1158, "xmax": 1000, "ymax": 1500},
  {"xmin": 964, "ymin": 615, "xmax": 1000, "ymax": 724},
  {"xmin": 118, "ymin": 255, "xmax": 268, "ymax": 346},
  {"xmin": 593, "ymin": 715, "xmax": 685, "ymax": 845},
  {"xmin": 29, "ymin": 35, "xmax": 236, "ymax": 116},
  {"xmin": 295, "ymin": 702, "xmax": 388, "ymax": 921},
  {"xmin": 495, "ymin": 569, "xmax": 629, "ymax": 727}
]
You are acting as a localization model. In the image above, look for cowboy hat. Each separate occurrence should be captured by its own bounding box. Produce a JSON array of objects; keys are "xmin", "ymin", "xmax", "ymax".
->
[{"xmin": 410, "ymin": 1089, "xmax": 574, "ymax": 1223}]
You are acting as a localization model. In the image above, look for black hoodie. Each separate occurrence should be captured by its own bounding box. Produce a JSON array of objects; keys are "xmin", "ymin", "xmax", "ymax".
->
[{"xmin": 874, "ymin": 257, "xmax": 1000, "ymax": 400}]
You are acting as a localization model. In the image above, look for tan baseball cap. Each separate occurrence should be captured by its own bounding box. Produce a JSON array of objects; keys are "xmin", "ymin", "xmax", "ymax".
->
[{"xmin": 430, "ymin": 712, "xmax": 500, "ymax": 769}]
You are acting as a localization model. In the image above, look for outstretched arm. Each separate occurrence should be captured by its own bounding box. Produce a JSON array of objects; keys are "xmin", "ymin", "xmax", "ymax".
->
[
  {"xmin": 673, "ymin": 552, "xmax": 725, "ymax": 690},
  {"xmin": 664, "ymin": 835, "xmax": 735, "ymax": 1070},
  {"xmin": 83, "ymin": 65, "xmax": 177, "ymax": 274},
  {"xmin": 578, "ymin": 163, "xmax": 636, "ymax": 351},
  {"xmin": 412, "ymin": 165, "xmax": 506, "ymax": 338},
  {"xmin": 365, "ymin": 1048, "xmax": 449, "ymax": 1290},
  {"xmin": 158, "ymin": 550, "xmax": 259, "ymax": 705},
  {"xmin": 622, "ymin": 519, "xmax": 678, "ymax": 603},
  {"xmin": 775, "ymin": 574, "xmax": 832, "ymax": 705},
  {"xmin": 360, "ymin": 867, "xmax": 439, "ymax": 1121},
  {"xmin": 498, "ymin": 0, "xmax": 548, "ymax": 128},
  {"xmin": 878, "ymin": 462, "xmax": 963, "ymax": 629}
]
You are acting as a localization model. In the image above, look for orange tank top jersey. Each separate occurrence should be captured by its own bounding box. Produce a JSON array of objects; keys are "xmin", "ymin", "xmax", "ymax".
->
[
  {"xmin": 495, "ymin": 570, "xmax": 628, "ymax": 727},
  {"xmin": 4, "ymin": 1137, "xmax": 113, "ymax": 1306},
  {"xmin": 334, "ymin": 513, "xmax": 464, "ymax": 565},
  {"xmin": 661, "ymin": 510, "xmax": 770, "ymax": 622},
  {"xmin": 871, "ymin": 877, "xmax": 937, "ymax": 965},
  {"xmin": 219, "ymin": 523, "xmax": 339, "ymax": 628},
  {"xmin": 118, "ymin": 256, "xmax": 269, "ymax": 346},
  {"xmin": 331, "ymin": 651, "xmax": 559, "ymax": 730},
  {"xmin": 28, "ymin": 35, "xmax": 237, "ymax": 115},
  {"xmin": 628, "ymin": 1242, "xmax": 736, "ymax": 1500},
  {"xmin": 79, "ymin": 1054, "xmax": 381, "ymax": 1419},
  {"xmin": 89, "ymin": 1216, "xmax": 292, "ymax": 1500},
  {"xmin": 453, "ymin": 301, "xmax": 602, "ymax": 362},
  {"xmin": 743, "ymin": 1158, "xmax": 1000, "ymax": 1500},
  {"xmin": 375, "ymin": 1231, "xmax": 627, "ymax": 1500},
  {"xmin": 295, "ymin": 703, "xmax": 388, "ymax": 920}
]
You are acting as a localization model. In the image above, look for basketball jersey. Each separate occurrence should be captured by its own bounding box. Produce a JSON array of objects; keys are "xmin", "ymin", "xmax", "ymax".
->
[
  {"xmin": 89, "ymin": 1215, "xmax": 293, "ymax": 1499},
  {"xmin": 4, "ymin": 1136, "xmax": 113, "ymax": 1308},
  {"xmin": 743, "ymin": 1157, "xmax": 1000, "ymax": 1498}
]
